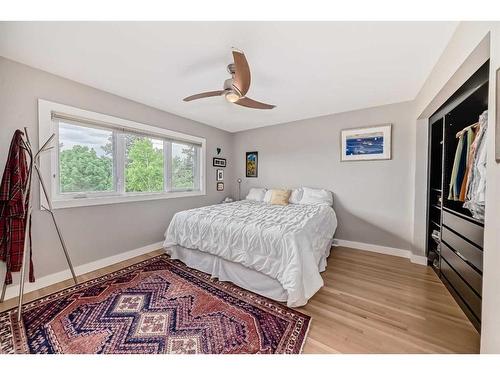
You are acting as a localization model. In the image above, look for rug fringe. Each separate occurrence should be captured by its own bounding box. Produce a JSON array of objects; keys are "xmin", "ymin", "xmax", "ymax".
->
[{"xmin": 299, "ymin": 316, "xmax": 312, "ymax": 354}]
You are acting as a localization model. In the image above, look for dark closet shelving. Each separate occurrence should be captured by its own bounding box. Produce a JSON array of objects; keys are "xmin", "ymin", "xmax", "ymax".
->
[{"xmin": 426, "ymin": 60, "xmax": 488, "ymax": 332}]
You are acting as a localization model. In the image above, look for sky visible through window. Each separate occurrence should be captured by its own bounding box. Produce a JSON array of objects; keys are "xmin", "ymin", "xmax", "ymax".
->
[
  {"xmin": 59, "ymin": 122, "xmax": 185, "ymax": 157},
  {"xmin": 59, "ymin": 122, "xmax": 110, "ymax": 156}
]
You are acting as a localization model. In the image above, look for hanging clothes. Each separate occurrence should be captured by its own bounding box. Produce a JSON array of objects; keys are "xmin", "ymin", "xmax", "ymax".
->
[
  {"xmin": 448, "ymin": 134, "xmax": 464, "ymax": 201},
  {"xmin": 459, "ymin": 126, "xmax": 477, "ymax": 201},
  {"xmin": 448, "ymin": 127, "xmax": 475, "ymax": 201},
  {"xmin": 464, "ymin": 110, "xmax": 488, "ymax": 220},
  {"xmin": 0, "ymin": 130, "xmax": 34, "ymax": 285}
]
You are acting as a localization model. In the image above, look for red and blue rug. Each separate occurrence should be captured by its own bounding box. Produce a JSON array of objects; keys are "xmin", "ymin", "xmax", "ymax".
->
[{"xmin": 0, "ymin": 255, "xmax": 310, "ymax": 354}]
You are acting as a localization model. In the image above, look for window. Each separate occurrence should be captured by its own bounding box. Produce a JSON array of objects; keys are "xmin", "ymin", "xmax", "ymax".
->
[
  {"xmin": 58, "ymin": 121, "xmax": 114, "ymax": 193},
  {"xmin": 38, "ymin": 100, "xmax": 206, "ymax": 209},
  {"xmin": 124, "ymin": 134, "xmax": 164, "ymax": 193},
  {"xmin": 171, "ymin": 142, "xmax": 197, "ymax": 191}
]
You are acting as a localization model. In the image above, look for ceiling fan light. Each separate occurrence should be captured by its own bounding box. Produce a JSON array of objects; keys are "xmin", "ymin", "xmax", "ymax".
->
[{"xmin": 225, "ymin": 91, "xmax": 240, "ymax": 103}]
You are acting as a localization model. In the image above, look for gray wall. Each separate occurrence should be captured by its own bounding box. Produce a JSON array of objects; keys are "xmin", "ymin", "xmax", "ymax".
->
[
  {"xmin": 232, "ymin": 101, "xmax": 414, "ymax": 250},
  {"xmin": 0, "ymin": 57, "xmax": 233, "ymax": 280}
]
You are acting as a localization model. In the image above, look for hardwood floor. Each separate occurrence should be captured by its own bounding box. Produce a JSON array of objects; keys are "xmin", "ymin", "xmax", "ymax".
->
[
  {"xmin": 298, "ymin": 247, "xmax": 479, "ymax": 353},
  {"xmin": 0, "ymin": 246, "xmax": 479, "ymax": 353}
]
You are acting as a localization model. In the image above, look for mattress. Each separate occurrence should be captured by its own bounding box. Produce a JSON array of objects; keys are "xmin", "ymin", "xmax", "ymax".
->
[{"xmin": 163, "ymin": 200, "xmax": 338, "ymax": 306}]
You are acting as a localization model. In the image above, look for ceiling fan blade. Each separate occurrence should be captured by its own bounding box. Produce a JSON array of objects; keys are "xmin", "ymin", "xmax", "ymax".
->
[
  {"xmin": 183, "ymin": 90, "xmax": 224, "ymax": 102},
  {"xmin": 235, "ymin": 97, "xmax": 275, "ymax": 110},
  {"xmin": 232, "ymin": 49, "xmax": 251, "ymax": 96}
]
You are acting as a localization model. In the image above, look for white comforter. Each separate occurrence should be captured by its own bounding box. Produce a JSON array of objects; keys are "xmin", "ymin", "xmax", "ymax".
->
[{"xmin": 163, "ymin": 200, "xmax": 337, "ymax": 306}]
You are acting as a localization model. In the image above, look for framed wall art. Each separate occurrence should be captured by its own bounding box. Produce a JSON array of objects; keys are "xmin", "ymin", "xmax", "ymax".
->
[
  {"xmin": 246, "ymin": 151, "xmax": 258, "ymax": 177},
  {"xmin": 340, "ymin": 124, "xmax": 392, "ymax": 161},
  {"xmin": 213, "ymin": 157, "xmax": 226, "ymax": 167},
  {"xmin": 216, "ymin": 169, "xmax": 224, "ymax": 181}
]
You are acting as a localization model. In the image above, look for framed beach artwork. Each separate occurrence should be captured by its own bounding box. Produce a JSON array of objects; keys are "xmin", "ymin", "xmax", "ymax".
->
[
  {"xmin": 340, "ymin": 124, "xmax": 392, "ymax": 161},
  {"xmin": 246, "ymin": 151, "xmax": 258, "ymax": 177}
]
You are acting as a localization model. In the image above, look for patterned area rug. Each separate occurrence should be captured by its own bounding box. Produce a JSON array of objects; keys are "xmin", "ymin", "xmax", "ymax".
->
[{"xmin": 0, "ymin": 255, "xmax": 310, "ymax": 354}]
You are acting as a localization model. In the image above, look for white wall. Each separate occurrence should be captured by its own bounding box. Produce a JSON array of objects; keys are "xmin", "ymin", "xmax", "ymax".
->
[
  {"xmin": 232, "ymin": 101, "xmax": 414, "ymax": 251},
  {"xmin": 0, "ymin": 57, "xmax": 233, "ymax": 284},
  {"xmin": 410, "ymin": 21, "xmax": 500, "ymax": 353}
]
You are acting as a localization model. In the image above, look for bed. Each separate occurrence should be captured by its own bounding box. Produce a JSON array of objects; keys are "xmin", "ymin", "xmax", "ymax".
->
[{"xmin": 163, "ymin": 196, "xmax": 337, "ymax": 307}]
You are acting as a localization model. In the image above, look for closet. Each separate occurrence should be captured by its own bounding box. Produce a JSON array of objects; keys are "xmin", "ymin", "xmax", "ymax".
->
[{"xmin": 426, "ymin": 61, "xmax": 489, "ymax": 331}]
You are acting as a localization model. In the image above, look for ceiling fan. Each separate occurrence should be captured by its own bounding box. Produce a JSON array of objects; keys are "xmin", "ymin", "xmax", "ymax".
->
[{"xmin": 183, "ymin": 49, "xmax": 276, "ymax": 110}]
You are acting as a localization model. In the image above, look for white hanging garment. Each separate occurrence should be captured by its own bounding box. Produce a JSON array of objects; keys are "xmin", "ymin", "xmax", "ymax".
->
[{"xmin": 463, "ymin": 110, "xmax": 488, "ymax": 220}]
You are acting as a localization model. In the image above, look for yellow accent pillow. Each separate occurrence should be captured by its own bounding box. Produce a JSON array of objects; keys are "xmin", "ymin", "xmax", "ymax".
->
[{"xmin": 270, "ymin": 189, "xmax": 291, "ymax": 206}]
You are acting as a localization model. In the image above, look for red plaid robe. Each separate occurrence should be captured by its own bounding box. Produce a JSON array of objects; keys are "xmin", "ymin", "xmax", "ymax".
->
[{"xmin": 0, "ymin": 130, "xmax": 34, "ymax": 285}]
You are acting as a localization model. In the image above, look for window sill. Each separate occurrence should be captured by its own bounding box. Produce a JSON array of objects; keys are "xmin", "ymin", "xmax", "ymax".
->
[{"xmin": 46, "ymin": 190, "xmax": 206, "ymax": 210}]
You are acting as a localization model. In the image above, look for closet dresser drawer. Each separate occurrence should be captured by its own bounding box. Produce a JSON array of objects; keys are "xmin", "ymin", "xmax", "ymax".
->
[
  {"xmin": 441, "ymin": 242, "xmax": 482, "ymax": 296},
  {"xmin": 443, "ymin": 210, "xmax": 483, "ymax": 247},
  {"xmin": 441, "ymin": 258, "xmax": 482, "ymax": 319},
  {"xmin": 442, "ymin": 226, "xmax": 483, "ymax": 271}
]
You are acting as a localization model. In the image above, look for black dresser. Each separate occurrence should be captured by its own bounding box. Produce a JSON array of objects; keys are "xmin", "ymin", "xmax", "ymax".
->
[{"xmin": 441, "ymin": 209, "xmax": 483, "ymax": 329}]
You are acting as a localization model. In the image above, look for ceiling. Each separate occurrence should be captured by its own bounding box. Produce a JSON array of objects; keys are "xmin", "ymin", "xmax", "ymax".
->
[{"xmin": 0, "ymin": 22, "xmax": 458, "ymax": 132}]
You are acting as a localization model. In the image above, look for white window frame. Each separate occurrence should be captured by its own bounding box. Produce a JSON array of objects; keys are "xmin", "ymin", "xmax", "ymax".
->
[{"xmin": 38, "ymin": 99, "xmax": 206, "ymax": 209}]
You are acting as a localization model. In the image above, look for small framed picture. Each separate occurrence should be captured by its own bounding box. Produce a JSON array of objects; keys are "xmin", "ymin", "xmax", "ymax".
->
[
  {"xmin": 213, "ymin": 157, "xmax": 227, "ymax": 167},
  {"xmin": 216, "ymin": 182, "xmax": 224, "ymax": 191},
  {"xmin": 340, "ymin": 124, "xmax": 392, "ymax": 161},
  {"xmin": 216, "ymin": 169, "xmax": 224, "ymax": 181},
  {"xmin": 246, "ymin": 151, "xmax": 258, "ymax": 178}
]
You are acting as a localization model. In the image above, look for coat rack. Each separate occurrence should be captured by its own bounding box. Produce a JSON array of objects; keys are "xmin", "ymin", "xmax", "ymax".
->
[{"xmin": 0, "ymin": 128, "xmax": 78, "ymax": 322}]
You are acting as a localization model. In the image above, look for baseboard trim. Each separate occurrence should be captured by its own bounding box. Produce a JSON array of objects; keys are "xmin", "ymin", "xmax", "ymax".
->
[
  {"xmin": 409, "ymin": 253, "xmax": 429, "ymax": 266},
  {"xmin": 332, "ymin": 239, "xmax": 428, "ymax": 266},
  {"xmin": 3, "ymin": 241, "xmax": 164, "ymax": 301}
]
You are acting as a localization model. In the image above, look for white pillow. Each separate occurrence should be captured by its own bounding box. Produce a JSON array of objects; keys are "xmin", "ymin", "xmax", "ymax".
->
[
  {"xmin": 289, "ymin": 188, "xmax": 303, "ymax": 204},
  {"xmin": 299, "ymin": 187, "xmax": 333, "ymax": 206},
  {"xmin": 263, "ymin": 190, "xmax": 273, "ymax": 203},
  {"xmin": 246, "ymin": 188, "xmax": 267, "ymax": 201}
]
